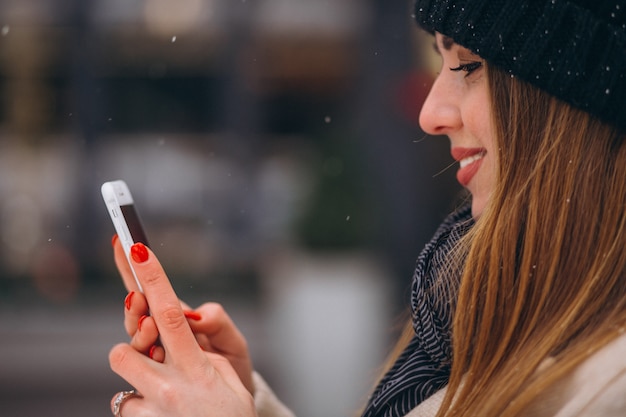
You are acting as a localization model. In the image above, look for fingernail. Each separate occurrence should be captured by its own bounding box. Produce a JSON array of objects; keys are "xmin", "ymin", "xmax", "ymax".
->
[
  {"xmin": 184, "ymin": 310, "xmax": 202, "ymax": 321},
  {"xmin": 138, "ymin": 314, "xmax": 149, "ymax": 331},
  {"xmin": 130, "ymin": 243, "xmax": 149, "ymax": 263},
  {"xmin": 149, "ymin": 345, "xmax": 157, "ymax": 359},
  {"xmin": 111, "ymin": 234, "xmax": 119, "ymax": 247},
  {"xmin": 124, "ymin": 291, "xmax": 135, "ymax": 310}
]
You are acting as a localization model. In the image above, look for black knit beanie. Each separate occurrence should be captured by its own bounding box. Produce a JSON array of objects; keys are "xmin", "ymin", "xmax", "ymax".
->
[{"xmin": 414, "ymin": 0, "xmax": 626, "ymax": 132}]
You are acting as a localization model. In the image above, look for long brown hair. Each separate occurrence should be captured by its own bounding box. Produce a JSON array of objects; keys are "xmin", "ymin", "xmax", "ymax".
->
[{"xmin": 436, "ymin": 65, "xmax": 626, "ymax": 416}]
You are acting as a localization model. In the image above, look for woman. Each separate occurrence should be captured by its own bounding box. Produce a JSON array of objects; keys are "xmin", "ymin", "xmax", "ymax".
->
[{"xmin": 108, "ymin": 0, "xmax": 626, "ymax": 416}]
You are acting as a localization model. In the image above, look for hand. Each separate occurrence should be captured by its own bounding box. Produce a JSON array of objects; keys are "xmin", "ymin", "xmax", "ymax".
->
[
  {"xmin": 112, "ymin": 235, "xmax": 255, "ymax": 394},
  {"xmin": 109, "ymin": 242, "xmax": 257, "ymax": 417}
]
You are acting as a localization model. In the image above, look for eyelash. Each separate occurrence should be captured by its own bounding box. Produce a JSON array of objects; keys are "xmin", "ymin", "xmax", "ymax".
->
[{"xmin": 449, "ymin": 62, "xmax": 483, "ymax": 76}]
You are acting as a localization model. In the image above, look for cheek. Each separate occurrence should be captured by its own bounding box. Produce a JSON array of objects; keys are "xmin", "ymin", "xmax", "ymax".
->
[
  {"xmin": 467, "ymin": 103, "xmax": 498, "ymax": 187},
  {"xmin": 464, "ymin": 94, "xmax": 496, "ymax": 153}
]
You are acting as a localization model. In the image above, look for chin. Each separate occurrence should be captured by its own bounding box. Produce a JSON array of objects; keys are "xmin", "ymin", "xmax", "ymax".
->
[{"xmin": 471, "ymin": 199, "xmax": 487, "ymax": 220}]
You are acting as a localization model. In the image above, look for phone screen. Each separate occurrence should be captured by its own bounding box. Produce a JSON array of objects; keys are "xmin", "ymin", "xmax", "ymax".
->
[{"xmin": 120, "ymin": 204, "xmax": 150, "ymax": 247}]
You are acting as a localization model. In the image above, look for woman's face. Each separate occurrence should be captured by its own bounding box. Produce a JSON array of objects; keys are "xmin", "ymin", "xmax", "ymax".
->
[{"xmin": 419, "ymin": 33, "xmax": 496, "ymax": 219}]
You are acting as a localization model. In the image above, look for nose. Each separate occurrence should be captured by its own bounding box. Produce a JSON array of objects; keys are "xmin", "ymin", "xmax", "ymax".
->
[{"xmin": 418, "ymin": 74, "xmax": 461, "ymax": 136}]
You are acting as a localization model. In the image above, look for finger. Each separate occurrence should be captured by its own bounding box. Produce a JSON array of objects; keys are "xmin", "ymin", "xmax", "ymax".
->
[
  {"xmin": 149, "ymin": 345, "xmax": 165, "ymax": 363},
  {"xmin": 109, "ymin": 343, "xmax": 163, "ymax": 398},
  {"xmin": 123, "ymin": 291, "xmax": 189, "ymax": 338},
  {"xmin": 124, "ymin": 291, "xmax": 150, "ymax": 337},
  {"xmin": 113, "ymin": 234, "xmax": 142, "ymax": 292},
  {"xmin": 131, "ymin": 314, "xmax": 160, "ymax": 354},
  {"xmin": 110, "ymin": 390, "xmax": 144, "ymax": 417},
  {"xmin": 129, "ymin": 243, "xmax": 205, "ymax": 366},
  {"xmin": 188, "ymin": 303, "xmax": 248, "ymax": 356},
  {"xmin": 188, "ymin": 303, "xmax": 254, "ymax": 394}
]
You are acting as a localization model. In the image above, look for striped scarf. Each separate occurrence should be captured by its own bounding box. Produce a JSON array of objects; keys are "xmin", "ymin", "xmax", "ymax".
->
[{"xmin": 361, "ymin": 204, "xmax": 474, "ymax": 417}]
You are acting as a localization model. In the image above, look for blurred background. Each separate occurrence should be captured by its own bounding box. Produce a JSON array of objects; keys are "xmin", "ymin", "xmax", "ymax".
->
[{"xmin": 0, "ymin": 0, "xmax": 461, "ymax": 416}]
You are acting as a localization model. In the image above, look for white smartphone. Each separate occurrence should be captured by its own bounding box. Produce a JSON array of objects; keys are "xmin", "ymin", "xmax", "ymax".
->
[{"xmin": 101, "ymin": 180, "xmax": 150, "ymax": 291}]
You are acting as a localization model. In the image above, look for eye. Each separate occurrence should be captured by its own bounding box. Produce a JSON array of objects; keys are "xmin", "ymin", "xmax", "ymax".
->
[{"xmin": 449, "ymin": 62, "xmax": 483, "ymax": 77}]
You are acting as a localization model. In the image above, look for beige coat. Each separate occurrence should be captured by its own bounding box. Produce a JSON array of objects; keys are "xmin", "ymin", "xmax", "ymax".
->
[{"xmin": 255, "ymin": 334, "xmax": 626, "ymax": 417}]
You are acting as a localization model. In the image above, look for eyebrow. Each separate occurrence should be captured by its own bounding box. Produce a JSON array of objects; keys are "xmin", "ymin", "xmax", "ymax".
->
[
  {"xmin": 432, "ymin": 35, "xmax": 456, "ymax": 54},
  {"xmin": 442, "ymin": 36, "xmax": 455, "ymax": 50}
]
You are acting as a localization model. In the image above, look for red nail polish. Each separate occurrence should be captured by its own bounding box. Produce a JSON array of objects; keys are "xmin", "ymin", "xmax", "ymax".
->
[
  {"xmin": 149, "ymin": 345, "xmax": 157, "ymax": 359},
  {"xmin": 111, "ymin": 234, "xmax": 119, "ymax": 247},
  {"xmin": 184, "ymin": 310, "xmax": 202, "ymax": 321},
  {"xmin": 124, "ymin": 291, "xmax": 135, "ymax": 310},
  {"xmin": 138, "ymin": 315, "xmax": 148, "ymax": 331},
  {"xmin": 130, "ymin": 243, "xmax": 149, "ymax": 263}
]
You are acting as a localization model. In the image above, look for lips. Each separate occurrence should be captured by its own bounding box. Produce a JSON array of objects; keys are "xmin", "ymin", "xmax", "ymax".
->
[{"xmin": 451, "ymin": 147, "xmax": 486, "ymax": 187}]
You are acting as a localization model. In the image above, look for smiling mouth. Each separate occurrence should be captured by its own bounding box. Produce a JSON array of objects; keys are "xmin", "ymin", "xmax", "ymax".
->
[
  {"xmin": 459, "ymin": 152, "xmax": 485, "ymax": 169},
  {"xmin": 452, "ymin": 148, "xmax": 486, "ymax": 187}
]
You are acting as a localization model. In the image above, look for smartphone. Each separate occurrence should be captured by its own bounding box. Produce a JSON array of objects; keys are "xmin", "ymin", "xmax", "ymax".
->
[{"xmin": 101, "ymin": 180, "xmax": 150, "ymax": 291}]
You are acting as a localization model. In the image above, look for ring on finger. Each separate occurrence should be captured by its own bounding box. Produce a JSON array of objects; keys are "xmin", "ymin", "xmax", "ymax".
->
[{"xmin": 111, "ymin": 389, "xmax": 141, "ymax": 417}]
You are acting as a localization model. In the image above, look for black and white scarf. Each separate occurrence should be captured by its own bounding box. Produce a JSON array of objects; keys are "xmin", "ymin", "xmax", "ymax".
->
[{"xmin": 361, "ymin": 204, "xmax": 474, "ymax": 417}]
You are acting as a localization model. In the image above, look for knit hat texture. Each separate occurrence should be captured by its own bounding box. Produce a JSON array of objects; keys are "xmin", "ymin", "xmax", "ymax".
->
[{"xmin": 414, "ymin": 0, "xmax": 626, "ymax": 132}]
